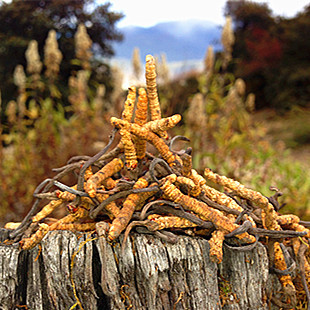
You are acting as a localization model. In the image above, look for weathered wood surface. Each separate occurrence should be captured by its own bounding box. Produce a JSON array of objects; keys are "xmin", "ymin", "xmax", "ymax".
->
[{"xmin": 0, "ymin": 229, "xmax": 280, "ymax": 310}]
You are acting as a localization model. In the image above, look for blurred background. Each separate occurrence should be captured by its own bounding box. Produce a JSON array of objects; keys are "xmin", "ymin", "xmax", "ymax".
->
[{"xmin": 0, "ymin": 0, "xmax": 310, "ymax": 226}]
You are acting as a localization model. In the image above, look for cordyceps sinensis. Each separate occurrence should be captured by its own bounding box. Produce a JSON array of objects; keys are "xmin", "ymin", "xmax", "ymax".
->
[
  {"xmin": 30, "ymin": 165, "xmax": 94, "ymax": 223},
  {"xmin": 145, "ymin": 55, "xmax": 166, "ymax": 137},
  {"xmin": 85, "ymin": 158, "xmax": 124, "ymax": 198},
  {"xmin": 144, "ymin": 114, "xmax": 182, "ymax": 135},
  {"xmin": 120, "ymin": 86, "xmax": 138, "ymax": 169},
  {"xmin": 121, "ymin": 86, "xmax": 136, "ymax": 122},
  {"xmin": 19, "ymin": 223, "xmax": 50, "ymax": 250},
  {"xmin": 159, "ymin": 174, "xmax": 256, "ymax": 245},
  {"xmin": 20, "ymin": 199, "xmax": 91, "ymax": 250},
  {"xmin": 10, "ymin": 53, "xmax": 310, "ymax": 307},
  {"xmin": 204, "ymin": 168, "xmax": 280, "ymax": 231},
  {"xmin": 119, "ymin": 125, "xmax": 138, "ymax": 170},
  {"xmin": 134, "ymin": 88, "xmax": 148, "ymax": 159},
  {"xmin": 110, "ymin": 117, "xmax": 182, "ymax": 167},
  {"xmin": 108, "ymin": 176, "xmax": 155, "ymax": 241}
]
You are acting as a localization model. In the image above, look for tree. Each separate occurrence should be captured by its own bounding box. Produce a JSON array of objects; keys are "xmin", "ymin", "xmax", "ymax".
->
[
  {"xmin": 266, "ymin": 5, "xmax": 310, "ymax": 109},
  {"xmin": 225, "ymin": 0, "xmax": 310, "ymax": 110},
  {"xmin": 0, "ymin": 0, "xmax": 123, "ymax": 107},
  {"xmin": 225, "ymin": 1, "xmax": 283, "ymax": 109}
]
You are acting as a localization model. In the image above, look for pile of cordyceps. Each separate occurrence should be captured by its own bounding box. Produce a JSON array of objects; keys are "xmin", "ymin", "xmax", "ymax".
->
[{"xmin": 4, "ymin": 55, "xmax": 310, "ymax": 308}]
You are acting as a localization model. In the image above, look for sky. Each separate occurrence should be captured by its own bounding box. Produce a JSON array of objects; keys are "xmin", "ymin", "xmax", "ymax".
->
[{"xmin": 102, "ymin": 0, "xmax": 310, "ymax": 28}]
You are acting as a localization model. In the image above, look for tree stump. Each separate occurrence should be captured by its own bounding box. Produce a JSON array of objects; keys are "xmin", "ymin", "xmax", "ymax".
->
[{"xmin": 0, "ymin": 229, "xmax": 282, "ymax": 310}]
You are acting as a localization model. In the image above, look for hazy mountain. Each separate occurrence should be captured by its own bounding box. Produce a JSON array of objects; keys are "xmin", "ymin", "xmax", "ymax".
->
[{"xmin": 113, "ymin": 19, "xmax": 222, "ymax": 62}]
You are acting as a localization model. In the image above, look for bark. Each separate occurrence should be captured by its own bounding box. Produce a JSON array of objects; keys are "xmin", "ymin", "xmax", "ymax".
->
[{"xmin": 0, "ymin": 229, "xmax": 281, "ymax": 310}]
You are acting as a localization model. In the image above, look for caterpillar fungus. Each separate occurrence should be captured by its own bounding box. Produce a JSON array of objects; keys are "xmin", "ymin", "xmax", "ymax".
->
[
  {"xmin": 145, "ymin": 54, "xmax": 167, "ymax": 139},
  {"xmin": 204, "ymin": 168, "xmax": 280, "ymax": 231},
  {"xmin": 110, "ymin": 117, "xmax": 182, "ymax": 167},
  {"xmin": 134, "ymin": 88, "xmax": 148, "ymax": 159},
  {"xmin": 147, "ymin": 215, "xmax": 198, "ymax": 231},
  {"xmin": 121, "ymin": 86, "xmax": 136, "ymax": 122},
  {"xmin": 85, "ymin": 158, "xmax": 124, "ymax": 197},
  {"xmin": 108, "ymin": 177, "xmax": 154, "ymax": 241},
  {"xmin": 120, "ymin": 86, "xmax": 138, "ymax": 169},
  {"xmin": 160, "ymin": 174, "xmax": 256, "ymax": 244},
  {"xmin": 144, "ymin": 114, "xmax": 182, "ymax": 135}
]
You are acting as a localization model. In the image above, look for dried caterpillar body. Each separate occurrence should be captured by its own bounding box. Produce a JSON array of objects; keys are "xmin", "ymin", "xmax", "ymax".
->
[
  {"xmin": 52, "ymin": 222, "xmax": 96, "ymax": 232},
  {"xmin": 32, "ymin": 200, "xmax": 64, "ymax": 223},
  {"xmin": 144, "ymin": 114, "xmax": 182, "ymax": 135},
  {"xmin": 4, "ymin": 222, "xmax": 22, "ymax": 229},
  {"xmin": 189, "ymin": 170, "xmax": 257, "ymax": 227},
  {"xmin": 104, "ymin": 202, "xmax": 121, "ymax": 219},
  {"xmin": 147, "ymin": 215, "xmax": 198, "ymax": 231},
  {"xmin": 32, "ymin": 167, "xmax": 93, "ymax": 223},
  {"xmin": 148, "ymin": 129, "xmax": 182, "ymax": 167},
  {"xmin": 201, "ymin": 183, "xmax": 256, "ymax": 227},
  {"xmin": 102, "ymin": 177, "xmax": 119, "ymax": 190},
  {"xmin": 95, "ymin": 185, "xmax": 108, "ymax": 203},
  {"xmin": 110, "ymin": 118, "xmax": 182, "ymax": 167},
  {"xmin": 108, "ymin": 177, "xmax": 152, "ymax": 241},
  {"xmin": 120, "ymin": 86, "xmax": 138, "ymax": 169},
  {"xmin": 145, "ymin": 55, "xmax": 161, "ymax": 121},
  {"xmin": 56, "ymin": 187, "xmax": 76, "ymax": 201},
  {"xmin": 160, "ymin": 175, "xmax": 255, "ymax": 244},
  {"xmin": 21, "ymin": 200, "xmax": 91, "ymax": 250},
  {"xmin": 277, "ymin": 214, "xmax": 300, "ymax": 226},
  {"xmin": 83, "ymin": 165, "xmax": 93, "ymax": 181},
  {"xmin": 273, "ymin": 242, "xmax": 296, "ymax": 292},
  {"xmin": 55, "ymin": 184, "xmax": 88, "ymax": 202},
  {"xmin": 181, "ymin": 153, "xmax": 192, "ymax": 178},
  {"xmin": 122, "ymin": 86, "xmax": 136, "ymax": 122},
  {"xmin": 50, "ymin": 201, "xmax": 90, "ymax": 229},
  {"xmin": 134, "ymin": 88, "xmax": 148, "ymax": 126},
  {"xmin": 208, "ymin": 230, "xmax": 225, "ymax": 263},
  {"xmin": 204, "ymin": 168, "xmax": 280, "ymax": 231},
  {"xmin": 175, "ymin": 175, "xmax": 201, "ymax": 196},
  {"xmin": 120, "ymin": 127, "xmax": 138, "ymax": 170},
  {"xmin": 134, "ymin": 88, "xmax": 148, "ymax": 159},
  {"xmin": 85, "ymin": 158, "xmax": 124, "ymax": 197},
  {"xmin": 20, "ymin": 223, "xmax": 50, "ymax": 250},
  {"xmin": 145, "ymin": 54, "xmax": 167, "ymax": 138},
  {"xmin": 133, "ymin": 182, "xmax": 158, "ymax": 211},
  {"xmin": 190, "ymin": 169, "xmax": 206, "ymax": 187}
]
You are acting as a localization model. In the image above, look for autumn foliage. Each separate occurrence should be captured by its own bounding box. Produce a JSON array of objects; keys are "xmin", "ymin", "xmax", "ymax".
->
[{"xmin": 226, "ymin": 0, "xmax": 310, "ymax": 109}]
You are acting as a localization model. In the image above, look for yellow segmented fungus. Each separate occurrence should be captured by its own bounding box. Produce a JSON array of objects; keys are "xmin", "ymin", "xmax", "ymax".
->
[
  {"xmin": 122, "ymin": 86, "xmax": 136, "ymax": 122},
  {"xmin": 20, "ymin": 223, "xmax": 50, "ymax": 250},
  {"xmin": 145, "ymin": 54, "xmax": 167, "ymax": 138},
  {"xmin": 110, "ymin": 118, "xmax": 181, "ymax": 167},
  {"xmin": 160, "ymin": 175, "xmax": 256, "ymax": 244},
  {"xmin": 204, "ymin": 168, "xmax": 280, "ymax": 230},
  {"xmin": 32, "ymin": 200, "xmax": 64, "ymax": 223},
  {"xmin": 208, "ymin": 229, "xmax": 225, "ymax": 264},
  {"xmin": 108, "ymin": 177, "xmax": 152, "ymax": 241},
  {"xmin": 51, "ymin": 222, "xmax": 96, "ymax": 232},
  {"xmin": 119, "ymin": 127, "xmax": 138, "ymax": 170},
  {"xmin": 147, "ymin": 215, "xmax": 198, "ymax": 231},
  {"xmin": 85, "ymin": 158, "xmax": 124, "ymax": 197},
  {"xmin": 273, "ymin": 242, "xmax": 296, "ymax": 291},
  {"xmin": 144, "ymin": 114, "xmax": 182, "ymax": 135},
  {"xmin": 134, "ymin": 88, "xmax": 148, "ymax": 159}
]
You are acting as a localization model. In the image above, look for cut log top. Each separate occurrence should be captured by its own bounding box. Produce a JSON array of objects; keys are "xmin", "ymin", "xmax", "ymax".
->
[{"xmin": 0, "ymin": 229, "xmax": 282, "ymax": 310}]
